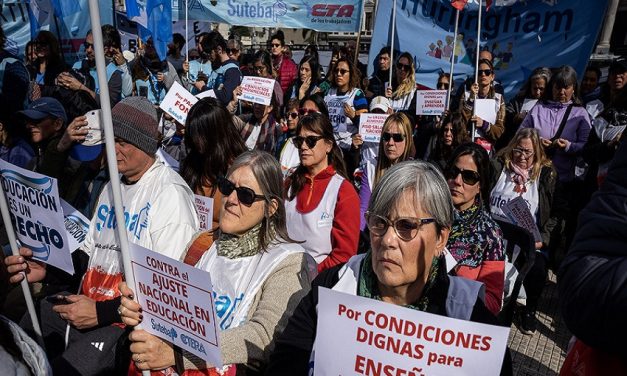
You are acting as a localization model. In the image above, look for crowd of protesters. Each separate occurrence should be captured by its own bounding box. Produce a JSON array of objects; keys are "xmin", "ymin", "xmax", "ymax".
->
[{"xmin": 0, "ymin": 20, "xmax": 626, "ymax": 375}]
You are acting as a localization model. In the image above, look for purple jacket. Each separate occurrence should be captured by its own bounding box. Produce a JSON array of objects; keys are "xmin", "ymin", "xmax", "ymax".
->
[{"xmin": 520, "ymin": 100, "xmax": 591, "ymax": 182}]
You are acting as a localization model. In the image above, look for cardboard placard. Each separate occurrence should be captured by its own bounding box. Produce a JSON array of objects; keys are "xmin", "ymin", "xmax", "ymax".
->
[
  {"xmin": 416, "ymin": 90, "xmax": 447, "ymax": 115},
  {"xmin": 194, "ymin": 195, "xmax": 214, "ymax": 231},
  {"xmin": 359, "ymin": 114, "xmax": 389, "ymax": 143},
  {"xmin": 160, "ymin": 81, "xmax": 199, "ymax": 125},
  {"xmin": 239, "ymin": 76, "xmax": 275, "ymax": 105},
  {"xmin": 129, "ymin": 243, "xmax": 222, "ymax": 366},
  {"xmin": 314, "ymin": 288, "xmax": 510, "ymax": 376},
  {"xmin": 0, "ymin": 160, "xmax": 74, "ymax": 274}
]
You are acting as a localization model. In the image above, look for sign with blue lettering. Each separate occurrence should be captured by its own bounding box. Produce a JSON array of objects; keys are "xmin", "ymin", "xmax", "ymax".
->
[
  {"xmin": 171, "ymin": 0, "xmax": 364, "ymax": 32},
  {"xmin": 369, "ymin": 0, "xmax": 610, "ymax": 99},
  {"xmin": 0, "ymin": 160, "xmax": 74, "ymax": 274}
]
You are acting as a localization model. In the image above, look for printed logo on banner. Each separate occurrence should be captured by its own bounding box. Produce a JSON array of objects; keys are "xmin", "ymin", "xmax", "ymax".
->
[{"xmin": 94, "ymin": 203, "xmax": 150, "ymax": 240}]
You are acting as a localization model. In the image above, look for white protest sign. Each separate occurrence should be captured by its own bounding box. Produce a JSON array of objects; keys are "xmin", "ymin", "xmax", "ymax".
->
[
  {"xmin": 520, "ymin": 98, "xmax": 538, "ymax": 113},
  {"xmin": 129, "ymin": 243, "xmax": 222, "ymax": 366},
  {"xmin": 160, "ymin": 81, "xmax": 198, "ymax": 125},
  {"xmin": 359, "ymin": 114, "xmax": 389, "ymax": 143},
  {"xmin": 602, "ymin": 125, "xmax": 626, "ymax": 143},
  {"xmin": 416, "ymin": 90, "xmax": 447, "ymax": 115},
  {"xmin": 239, "ymin": 76, "xmax": 275, "ymax": 105},
  {"xmin": 194, "ymin": 195, "xmax": 214, "ymax": 231},
  {"xmin": 314, "ymin": 288, "xmax": 510, "ymax": 376},
  {"xmin": 196, "ymin": 89, "xmax": 217, "ymax": 99},
  {"xmin": 502, "ymin": 196, "xmax": 542, "ymax": 242},
  {"xmin": 474, "ymin": 99, "xmax": 498, "ymax": 125},
  {"xmin": 0, "ymin": 160, "xmax": 74, "ymax": 274},
  {"xmin": 327, "ymin": 95, "xmax": 349, "ymax": 132},
  {"xmin": 60, "ymin": 200, "xmax": 90, "ymax": 254}
]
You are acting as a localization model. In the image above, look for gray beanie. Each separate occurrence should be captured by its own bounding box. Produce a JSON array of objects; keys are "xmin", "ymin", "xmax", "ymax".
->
[{"xmin": 111, "ymin": 97, "xmax": 159, "ymax": 155}]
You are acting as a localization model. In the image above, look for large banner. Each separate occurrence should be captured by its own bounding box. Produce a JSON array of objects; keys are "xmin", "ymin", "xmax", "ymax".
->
[
  {"xmin": 369, "ymin": 0, "xmax": 610, "ymax": 99},
  {"xmin": 171, "ymin": 0, "xmax": 363, "ymax": 32}
]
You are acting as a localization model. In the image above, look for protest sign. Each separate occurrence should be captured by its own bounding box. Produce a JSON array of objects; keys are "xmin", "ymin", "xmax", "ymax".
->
[
  {"xmin": 416, "ymin": 90, "xmax": 447, "ymax": 116},
  {"xmin": 359, "ymin": 114, "xmax": 389, "ymax": 143},
  {"xmin": 239, "ymin": 76, "xmax": 275, "ymax": 106},
  {"xmin": 60, "ymin": 200, "xmax": 90, "ymax": 253},
  {"xmin": 502, "ymin": 196, "xmax": 542, "ymax": 242},
  {"xmin": 160, "ymin": 81, "xmax": 198, "ymax": 125},
  {"xmin": 129, "ymin": 243, "xmax": 221, "ymax": 366},
  {"xmin": 194, "ymin": 195, "xmax": 214, "ymax": 231},
  {"xmin": 327, "ymin": 95, "xmax": 349, "ymax": 132},
  {"xmin": 474, "ymin": 99, "xmax": 498, "ymax": 125},
  {"xmin": 314, "ymin": 288, "xmax": 510, "ymax": 376},
  {"xmin": 0, "ymin": 160, "xmax": 73, "ymax": 274},
  {"xmin": 196, "ymin": 89, "xmax": 217, "ymax": 99},
  {"xmin": 520, "ymin": 99, "xmax": 538, "ymax": 113}
]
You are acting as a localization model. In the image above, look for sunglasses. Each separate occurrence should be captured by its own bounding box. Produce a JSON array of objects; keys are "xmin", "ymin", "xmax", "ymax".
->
[
  {"xmin": 298, "ymin": 108, "xmax": 319, "ymax": 116},
  {"xmin": 445, "ymin": 166, "xmax": 481, "ymax": 185},
  {"xmin": 437, "ymin": 82, "xmax": 450, "ymax": 90},
  {"xmin": 83, "ymin": 42, "xmax": 94, "ymax": 50},
  {"xmin": 287, "ymin": 112, "xmax": 299, "ymax": 120},
  {"xmin": 293, "ymin": 135, "xmax": 324, "ymax": 149},
  {"xmin": 366, "ymin": 212, "xmax": 435, "ymax": 241},
  {"xmin": 217, "ymin": 176, "xmax": 265, "ymax": 206},
  {"xmin": 271, "ymin": 43, "xmax": 281, "ymax": 48},
  {"xmin": 335, "ymin": 68, "xmax": 349, "ymax": 76},
  {"xmin": 226, "ymin": 48, "xmax": 239, "ymax": 55},
  {"xmin": 478, "ymin": 69, "xmax": 493, "ymax": 76},
  {"xmin": 396, "ymin": 62, "xmax": 411, "ymax": 71},
  {"xmin": 382, "ymin": 132, "xmax": 405, "ymax": 142}
]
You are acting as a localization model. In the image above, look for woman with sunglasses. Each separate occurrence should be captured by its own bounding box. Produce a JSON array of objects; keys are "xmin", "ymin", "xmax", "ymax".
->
[
  {"xmin": 358, "ymin": 113, "xmax": 414, "ymax": 230},
  {"xmin": 445, "ymin": 143, "xmax": 505, "ymax": 316},
  {"xmin": 386, "ymin": 52, "xmax": 417, "ymax": 117},
  {"xmin": 318, "ymin": 46, "xmax": 349, "ymax": 95},
  {"xmin": 285, "ymin": 55, "xmax": 321, "ymax": 103},
  {"xmin": 324, "ymin": 57, "xmax": 368, "ymax": 152},
  {"xmin": 267, "ymin": 161, "xmax": 512, "ymax": 374},
  {"xmin": 119, "ymin": 150, "xmax": 316, "ymax": 375},
  {"xmin": 270, "ymin": 30, "xmax": 298, "ymax": 94},
  {"xmin": 489, "ymin": 128, "xmax": 556, "ymax": 334},
  {"xmin": 29, "ymin": 30, "xmax": 66, "ymax": 89},
  {"xmin": 285, "ymin": 113, "xmax": 360, "ymax": 273},
  {"xmin": 427, "ymin": 112, "xmax": 470, "ymax": 171},
  {"xmin": 459, "ymin": 59, "xmax": 505, "ymax": 152}
]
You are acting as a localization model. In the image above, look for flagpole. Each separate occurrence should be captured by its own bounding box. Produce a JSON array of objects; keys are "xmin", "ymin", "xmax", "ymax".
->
[
  {"xmin": 472, "ymin": 0, "xmax": 483, "ymax": 142},
  {"xmin": 446, "ymin": 9, "xmax": 460, "ymax": 111},
  {"xmin": 86, "ymin": 2, "xmax": 149, "ymax": 375},
  {"xmin": 354, "ymin": 5, "xmax": 364, "ymax": 70},
  {"xmin": 0, "ymin": 188, "xmax": 44, "ymax": 348},
  {"xmin": 185, "ymin": 0, "xmax": 189, "ymax": 81},
  {"xmin": 388, "ymin": 0, "xmax": 397, "ymax": 88}
]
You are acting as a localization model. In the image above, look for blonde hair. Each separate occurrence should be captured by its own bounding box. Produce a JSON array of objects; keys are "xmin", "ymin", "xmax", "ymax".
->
[
  {"xmin": 497, "ymin": 128, "xmax": 552, "ymax": 181},
  {"xmin": 374, "ymin": 113, "xmax": 414, "ymax": 185},
  {"xmin": 393, "ymin": 52, "xmax": 416, "ymax": 100}
]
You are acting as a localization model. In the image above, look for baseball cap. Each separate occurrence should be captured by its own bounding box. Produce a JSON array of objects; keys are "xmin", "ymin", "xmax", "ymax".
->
[
  {"xmin": 70, "ymin": 110, "xmax": 104, "ymax": 161},
  {"xmin": 370, "ymin": 96, "xmax": 391, "ymax": 113},
  {"xmin": 18, "ymin": 97, "xmax": 67, "ymax": 125},
  {"xmin": 609, "ymin": 57, "xmax": 627, "ymax": 74}
]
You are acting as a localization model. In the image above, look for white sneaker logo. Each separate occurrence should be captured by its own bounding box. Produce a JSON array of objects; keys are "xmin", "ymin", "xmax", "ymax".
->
[{"xmin": 91, "ymin": 342, "xmax": 104, "ymax": 351}]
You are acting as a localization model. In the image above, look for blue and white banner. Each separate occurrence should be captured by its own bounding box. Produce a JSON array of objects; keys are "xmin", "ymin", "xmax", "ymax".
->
[
  {"xmin": 171, "ymin": 0, "xmax": 363, "ymax": 32},
  {"xmin": 369, "ymin": 0, "xmax": 610, "ymax": 99}
]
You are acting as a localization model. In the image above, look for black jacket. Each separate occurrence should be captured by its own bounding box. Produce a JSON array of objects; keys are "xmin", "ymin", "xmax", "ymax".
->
[{"xmin": 558, "ymin": 137, "xmax": 627, "ymax": 356}]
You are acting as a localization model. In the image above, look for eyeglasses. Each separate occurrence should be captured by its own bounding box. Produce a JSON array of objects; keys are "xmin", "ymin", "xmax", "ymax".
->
[
  {"xmin": 366, "ymin": 212, "xmax": 435, "ymax": 241},
  {"xmin": 298, "ymin": 108, "xmax": 319, "ymax": 116},
  {"xmin": 445, "ymin": 166, "xmax": 481, "ymax": 185},
  {"xmin": 287, "ymin": 112, "xmax": 299, "ymax": 120},
  {"xmin": 83, "ymin": 42, "xmax": 94, "ymax": 50},
  {"xmin": 335, "ymin": 68, "xmax": 349, "ymax": 76},
  {"xmin": 271, "ymin": 43, "xmax": 281, "ymax": 48},
  {"xmin": 293, "ymin": 135, "xmax": 324, "ymax": 149},
  {"xmin": 478, "ymin": 69, "xmax": 493, "ymax": 76},
  {"xmin": 226, "ymin": 48, "xmax": 239, "ymax": 55},
  {"xmin": 513, "ymin": 148, "xmax": 534, "ymax": 158},
  {"xmin": 437, "ymin": 82, "xmax": 450, "ymax": 90},
  {"xmin": 396, "ymin": 62, "xmax": 411, "ymax": 71},
  {"xmin": 382, "ymin": 132, "xmax": 405, "ymax": 142},
  {"xmin": 217, "ymin": 176, "xmax": 265, "ymax": 206}
]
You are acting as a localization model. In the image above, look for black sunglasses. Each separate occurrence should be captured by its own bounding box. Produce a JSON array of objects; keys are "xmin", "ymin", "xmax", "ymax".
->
[
  {"xmin": 217, "ymin": 176, "xmax": 265, "ymax": 206},
  {"xmin": 396, "ymin": 62, "xmax": 411, "ymax": 71},
  {"xmin": 293, "ymin": 135, "xmax": 324, "ymax": 149},
  {"xmin": 445, "ymin": 166, "xmax": 481, "ymax": 185},
  {"xmin": 478, "ymin": 69, "xmax": 493, "ymax": 76},
  {"xmin": 382, "ymin": 132, "xmax": 405, "ymax": 142},
  {"xmin": 271, "ymin": 43, "xmax": 281, "ymax": 48},
  {"xmin": 365, "ymin": 212, "xmax": 435, "ymax": 241},
  {"xmin": 298, "ymin": 108, "xmax": 319, "ymax": 116},
  {"xmin": 437, "ymin": 82, "xmax": 450, "ymax": 90},
  {"xmin": 335, "ymin": 68, "xmax": 349, "ymax": 76},
  {"xmin": 287, "ymin": 111, "xmax": 299, "ymax": 120},
  {"xmin": 83, "ymin": 42, "xmax": 94, "ymax": 49},
  {"xmin": 226, "ymin": 48, "xmax": 239, "ymax": 55}
]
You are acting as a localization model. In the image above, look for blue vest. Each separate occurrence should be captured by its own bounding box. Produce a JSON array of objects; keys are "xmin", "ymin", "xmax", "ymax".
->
[
  {"xmin": 135, "ymin": 72, "xmax": 166, "ymax": 105},
  {"xmin": 188, "ymin": 59, "xmax": 213, "ymax": 94},
  {"xmin": 206, "ymin": 62, "xmax": 239, "ymax": 91},
  {"xmin": 72, "ymin": 60, "xmax": 119, "ymax": 94}
]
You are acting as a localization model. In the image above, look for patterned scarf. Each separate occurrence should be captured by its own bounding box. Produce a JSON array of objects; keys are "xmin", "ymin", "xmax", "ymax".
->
[
  {"xmin": 509, "ymin": 161, "xmax": 530, "ymax": 194},
  {"xmin": 216, "ymin": 223, "xmax": 262, "ymax": 259},
  {"xmin": 357, "ymin": 250, "xmax": 440, "ymax": 311},
  {"xmin": 239, "ymin": 115, "xmax": 280, "ymax": 154}
]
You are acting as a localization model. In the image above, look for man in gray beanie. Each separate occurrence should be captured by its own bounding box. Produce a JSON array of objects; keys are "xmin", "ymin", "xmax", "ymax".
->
[{"xmin": 6, "ymin": 96, "xmax": 199, "ymax": 374}]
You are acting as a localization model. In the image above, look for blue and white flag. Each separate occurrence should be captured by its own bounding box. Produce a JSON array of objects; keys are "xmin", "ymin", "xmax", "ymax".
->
[
  {"xmin": 370, "ymin": 0, "xmax": 610, "ymax": 99},
  {"xmin": 126, "ymin": 0, "xmax": 172, "ymax": 60}
]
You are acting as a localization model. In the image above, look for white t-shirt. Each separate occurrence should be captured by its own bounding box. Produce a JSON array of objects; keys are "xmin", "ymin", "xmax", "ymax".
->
[
  {"xmin": 489, "ymin": 168, "xmax": 540, "ymax": 221},
  {"xmin": 279, "ymin": 137, "xmax": 300, "ymax": 177},
  {"xmin": 325, "ymin": 88, "xmax": 360, "ymax": 150}
]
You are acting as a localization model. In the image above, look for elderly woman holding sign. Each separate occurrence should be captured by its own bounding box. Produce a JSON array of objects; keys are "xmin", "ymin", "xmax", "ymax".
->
[
  {"xmin": 118, "ymin": 150, "xmax": 316, "ymax": 375},
  {"xmin": 266, "ymin": 160, "xmax": 512, "ymax": 375}
]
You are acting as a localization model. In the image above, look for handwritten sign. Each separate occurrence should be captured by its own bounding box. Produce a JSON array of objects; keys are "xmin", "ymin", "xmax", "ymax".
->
[
  {"xmin": 60, "ymin": 200, "xmax": 89, "ymax": 254},
  {"xmin": 314, "ymin": 288, "xmax": 510, "ymax": 376},
  {"xmin": 160, "ymin": 81, "xmax": 199, "ymax": 125},
  {"xmin": 0, "ymin": 160, "xmax": 73, "ymax": 274},
  {"xmin": 194, "ymin": 195, "xmax": 214, "ymax": 231},
  {"xmin": 502, "ymin": 196, "xmax": 542, "ymax": 242},
  {"xmin": 359, "ymin": 114, "xmax": 389, "ymax": 143},
  {"xmin": 239, "ymin": 76, "xmax": 275, "ymax": 105},
  {"xmin": 129, "ymin": 243, "xmax": 222, "ymax": 366},
  {"xmin": 416, "ymin": 90, "xmax": 447, "ymax": 115}
]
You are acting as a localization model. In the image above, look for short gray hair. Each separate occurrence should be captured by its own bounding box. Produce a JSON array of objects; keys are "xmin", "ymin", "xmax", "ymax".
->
[{"xmin": 368, "ymin": 160, "xmax": 453, "ymax": 230}]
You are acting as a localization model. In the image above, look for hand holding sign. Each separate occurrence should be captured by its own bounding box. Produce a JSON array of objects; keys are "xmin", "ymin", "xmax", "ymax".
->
[
  {"xmin": 160, "ymin": 81, "xmax": 199, "ymax": 125},
  {"xmin": 4, "ymin": 247, "xmax": 47, "ymax": 284},
  {"xmin": 239, "ymin": 76, "xmax": 275, "ymax": 105}
]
